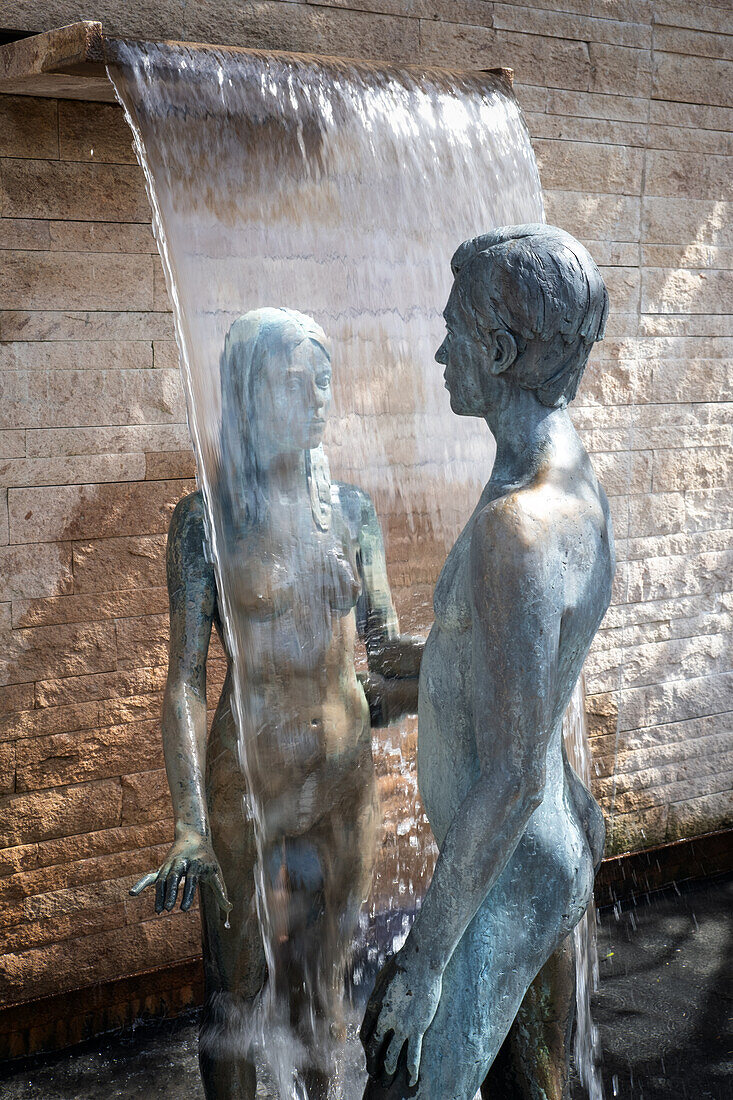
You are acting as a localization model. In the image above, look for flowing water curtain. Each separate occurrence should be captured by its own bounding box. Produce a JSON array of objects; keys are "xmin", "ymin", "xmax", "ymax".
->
[
  {"xmin": 108, "ymin": 42, "xmax": 543, "ymax": 1093},
  {"xmin": 564, "ymin": 678, "xmax": 605, "ymax": 1100}
]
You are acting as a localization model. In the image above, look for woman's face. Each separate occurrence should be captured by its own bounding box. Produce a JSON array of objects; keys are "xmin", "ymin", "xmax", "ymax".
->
[
  {"xmin": 253, "ymin": 335, "xmax": 332, "ymax": 454},
  {"xmin": 435, "ymin": 283, "xmax": 492, "ymax": 418}
]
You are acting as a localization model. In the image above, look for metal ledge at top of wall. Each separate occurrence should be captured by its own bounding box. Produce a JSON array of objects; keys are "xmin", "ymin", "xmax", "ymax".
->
[{"xmin": 0, "ymin": 20, "xmax": 513, "ymax": 104}]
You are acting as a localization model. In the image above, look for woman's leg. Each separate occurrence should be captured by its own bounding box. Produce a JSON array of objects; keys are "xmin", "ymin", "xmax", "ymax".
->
[
  {"xmin": 275, "ymin": 759, "xmax": 379, "ymax": 1098},
  {"xmin": 200, "ymin": 738, "xmax": 267, "ymax": 1100}
]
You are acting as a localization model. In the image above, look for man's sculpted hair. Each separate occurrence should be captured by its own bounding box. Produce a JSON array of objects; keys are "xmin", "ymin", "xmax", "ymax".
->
[{"xmin": 451, "ymin": 224, "xmax": 609, "ymax": 408}]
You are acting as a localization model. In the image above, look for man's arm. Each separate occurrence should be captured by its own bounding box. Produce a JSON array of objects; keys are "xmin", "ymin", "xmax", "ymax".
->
[{"xmin": 404, "ymin": 498, "xmax": 559, "ymax": 970}]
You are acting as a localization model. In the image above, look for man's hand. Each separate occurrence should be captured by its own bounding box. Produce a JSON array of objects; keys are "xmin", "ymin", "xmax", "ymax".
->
[
  {"xmin": 130, "ymin": 828, "xmax": 231, "ymax": 915},
  {"xmin": 361, "ymin": 943, "xmax": 442, "ymax": 1087}
]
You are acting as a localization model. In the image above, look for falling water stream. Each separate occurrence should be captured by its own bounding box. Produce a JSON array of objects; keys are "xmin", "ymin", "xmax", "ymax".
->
[{"xmin": 107, "ymin": 41, "xmax": 600, "ymax": 1097}]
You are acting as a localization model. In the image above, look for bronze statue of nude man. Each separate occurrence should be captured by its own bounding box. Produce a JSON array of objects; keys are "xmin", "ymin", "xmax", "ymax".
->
[
  {"xmin": 132, "ymin": 307, "xmax": 422, "ymax": 1100},
  {"xmin": 361, "ymin": 225, "xmax": 613, "ymax": 1100}
]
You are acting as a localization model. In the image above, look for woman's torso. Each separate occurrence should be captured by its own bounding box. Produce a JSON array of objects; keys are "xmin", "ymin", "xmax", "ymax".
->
[{"xmin": 180, "ymin": 490, "xmax": 371, "ymax": 837}]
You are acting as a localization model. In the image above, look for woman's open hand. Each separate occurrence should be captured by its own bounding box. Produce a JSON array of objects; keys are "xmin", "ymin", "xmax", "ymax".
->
[
  {"xmin": 130, "ymin": 828, "xmax": 231, "ymax": 915},
  {"xmin": 360, "ymin": 943, "xmax": 442, "ymax": 1087}
]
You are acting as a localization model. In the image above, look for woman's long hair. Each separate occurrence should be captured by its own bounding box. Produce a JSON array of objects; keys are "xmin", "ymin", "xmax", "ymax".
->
[{"xmin": 217, "ymin": 307, "xmax": 333, "ymax": 541}]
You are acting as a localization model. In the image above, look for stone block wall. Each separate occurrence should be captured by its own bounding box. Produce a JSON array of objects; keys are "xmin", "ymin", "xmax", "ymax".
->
[{"xmin": 1, "ymin": 0, "xmax": 731, "ymax": 1012}]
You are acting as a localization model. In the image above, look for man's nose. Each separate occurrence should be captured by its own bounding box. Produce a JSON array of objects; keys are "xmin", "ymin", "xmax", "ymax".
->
[{"xmin": 435, "ymin": 339, "xmax": 448, "ymax": 365}]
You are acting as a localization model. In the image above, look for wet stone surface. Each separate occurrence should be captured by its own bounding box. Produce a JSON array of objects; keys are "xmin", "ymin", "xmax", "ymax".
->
[{"xmin": 1, "ymin": 876, "xmax": 730, "ymax": 1099}]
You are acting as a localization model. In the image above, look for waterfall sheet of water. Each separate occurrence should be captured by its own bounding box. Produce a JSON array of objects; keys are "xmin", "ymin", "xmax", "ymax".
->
[
  {"xmin": 104, "ymin": 40, "xmax": 604, "ymax": 1097},
  {"xmin": 564, "ymin": 679, "xmax": 605, "ymax": 1100}
]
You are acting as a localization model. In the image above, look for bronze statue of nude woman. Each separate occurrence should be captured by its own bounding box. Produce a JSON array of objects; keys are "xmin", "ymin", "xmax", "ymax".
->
[
  {"xmin": 132, "ymin": 307, "xmax": 422, "ymax": 1100},
  {"xmin": 361, "ymin": 225, "xmax": 614, "ymax": 1100}
]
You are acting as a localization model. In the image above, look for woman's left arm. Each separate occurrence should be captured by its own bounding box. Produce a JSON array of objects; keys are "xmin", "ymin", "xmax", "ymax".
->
[{"xmin": 362, "ymin": 496, "xmax": 561, "ymax": 1083}]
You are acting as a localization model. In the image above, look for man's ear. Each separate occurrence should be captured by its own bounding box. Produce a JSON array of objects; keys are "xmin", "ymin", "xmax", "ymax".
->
[{"xmin": 489, "ymin": 329, "xmax": 517, "ymax": 376}]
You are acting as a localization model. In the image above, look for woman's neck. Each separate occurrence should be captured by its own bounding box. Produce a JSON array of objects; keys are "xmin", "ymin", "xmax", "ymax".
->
[{"xmin": 258, "ymin": 448, "xmax": 308, "ymax": 502}]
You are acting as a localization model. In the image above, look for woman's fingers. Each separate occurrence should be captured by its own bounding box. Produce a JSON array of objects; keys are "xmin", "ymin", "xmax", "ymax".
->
[
  {"xmin": 180, "ymin": 866, "xmax": 199, "ymax": 911},
  {"xmin": 164, "ymin": 863, "xmax": 187, "ymax": 911},
  {"xmin": 406, "ymin": 1034, "xmax": 423, "ymax": 1086},
  {"xmin": 129, "ymin": 870, "xmax": 158, "ymax": 897},
  {"xmin": 155, "ymin": 866, "xmax": 171, "ymax": 913},
  {"xmin": 382, "ymin": 1031, "xmax": 405, "ymax": 1079},
  {"xmin": 208, "ymin": 868, "xmax": 232, "ymax": 915}
]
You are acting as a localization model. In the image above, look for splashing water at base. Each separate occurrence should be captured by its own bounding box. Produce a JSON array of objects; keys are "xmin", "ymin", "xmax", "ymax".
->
[{"xmin": 105, "ymin": 39, "xmax": 563, "ymax": 1097}]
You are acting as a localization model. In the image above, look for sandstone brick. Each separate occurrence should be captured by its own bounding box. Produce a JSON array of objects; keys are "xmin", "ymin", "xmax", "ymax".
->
[
  {"xmin": 0, "ymin": 96, "xmax": 58, "ymax": 159},
  {"xmin": 2, "ymin": 904, "xmax": 129, "ymax": 954},
  {"xmin": 616, "ymin": 634, "xmax": 730, "ymax": 691},
  {"xmin": 487, "ymin": 28, "xmax": 592, "ymax": 89},
  {"xmin": 646, "ymin": 124, "xmax": 732, "ymax": 157},
  {"xmin": 0, "ymin": 252, "xmax": 154, "ymax": 312},
  {"xmin": 639, "ymin": 314, "xmax": 732, "ymax": 338},
  {"xmin": 35, "ymin": 665, "xmax": 167, "ymax": 709},
  {"xmin": 527, "ymin": 108, "xmax": 647, "ymax": 148},
  {"xmin": 0, "ymin": 683, "xmax": 34, "ymax": 717},
  {"xmin": 0, "ymin": 159, "xmax": 149, "ymax": 223},
  {"xmin": 684, "ymin": 489, "xmax": 733, "ymax": 533},
  {"xmin": 543, "ymin": 190, "xmax": 641, "ymax": 241},
  {"xmin": 26, "ymin": 424, "xmax": 189, "ymax": 458},
  {"xmin": 120, "ymin": 769, "xmax": 172, "ymax": 825},
  {"xmin": 0, "ymin": 909, "xmax": 200, "ymax": 1002},
  {"xmin": 15, "ymin": 719, "xmax": 164, "ymax": 792},
  {"xmin": 493, "ymin": 4, "xmax": 650, "ymax": 48},
  {"xmin": 0, "ymin": 341, "xmax": 153, "ymax": 373},
  {"xmin": 652, "ymin": 0, "xmax": 731, "ymax": 36},
  {"xmin": 12, "ymin": 587, "xmax": 168, "ymax": 630},
  {"xmin": 151, "ymin": 341, "xmax": 179, "ymax": 370},
  {"xmin": 648, "ymin": 99, "xmax": 733, "ymax": 133},
  {"xmin": 617, "ymin": 671, "xmax": 733, "ymax": 732},
  {"xmin": 645, "ymin": 150, "xmax": 732, "ymax": 202},
  {"xmin": 72, "ymin": 535, "xmax": 167, "ymax": 594},
  {"xmin": 642, "ymin": 197, "xmax": 733, "ymax": 247},
  {"xmin": 0, "ymin": 219, "xmax": 51, "ymax": 251},
  {"xmin": 606, "ymin": 759, "xmax": 733, "ymax": 815},
  {"xmin": 49, "ymin": 221, "xmax": 157, "ymax": 254},
  {"xmin": 98, "ymin": 692, "xmax": 164, "ymax": 729},
  {"xmin": 0, "ymin": 621, "xmax": 117, "ymax": 688},
  {"xmin": 0, "ymin": 701, "xmax": 100, "ymax": 744},
  {"xmin": 114, "ymin": 614, "xmax": 169, "ymax": 671},
  {"xmin": 0, "ymin": 779, "xmax": 123, "ymax": 847},
  {"xmin": 545, "ymin": 88, "xmax": 648, "ymax": 122},
  {"xmin": 665, "ymin": 790, "xmax": 733, "ymax": 843},
  {"xmin": 58, "ymin": 100, "xmax": 136, "ymax": 164},
  {"xmin": 626, "ymin": 549, "xmax": 732, "ymax": 603},
  {"xmin": 592, "ymin": 449, "xmax": 652, "ymax": 495},
  {"xmin": 643, "ymin": 270, "xmax": 733, "ymax": 318},
  {"xmin": 145, "ymin": 450, "xmax": 196, "ymax": 480},
  {"xmin": 0, "ymin": 543, "xmax": 73, "ymax": 602},
  {"xmin": 8, "ymin": 479, "xmax": 193, "ymax": 544},
  {"xmin": 535, "ymin": 138, "xmax": 644, "ymax": 194},
  {"xmin": 185, "ymin": 0, "xmax": 421, "ymax": 62},
  {"xmin": 650, "ymin": 355, "xmax": 733, "ymax": 401},
  {"xmin": 579, "ymin": 357, "xmax": 652, "ymax": 407},
  {"xmin": 588, "ymin": 42, "xmax": 653, "ymax": 97},
  {"xmin": 606, "ymin": 805, "xmax": 669, "ymax": 854},
  {"xmin": 0, "ymin": 741, "xmax": 16, "ymax": 794},
  {"xmin": 0, "ymin": 454, "xmax": 146, "ymax": 490},
  {"xmin": 625, "ymin": 492, "xmax": 682, "ymax": 539},
  {"xmin": 0, "ymin": 310, "xmax": 174, "ymax": 344},
  {"xmin": 0, "ymin": 431, "xmax": 26, "ymax": 459},
  {"xmin": 653, "ymin": 51, "xmax": 732, "ymax": 108},
  {"xmin": 27, "ymin": 819, "xmax": 171, "ymax": 875},
  {"xmin": 652, "ymin": 446, "xmax": 733, "ymax": 492},
  {"xmin": 642, "ymin": 243, "xmax": 733, "ymax": 270},
  {"xmin": 1, "ymin": 368, "xmax": 184, "ymax": 431}
]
